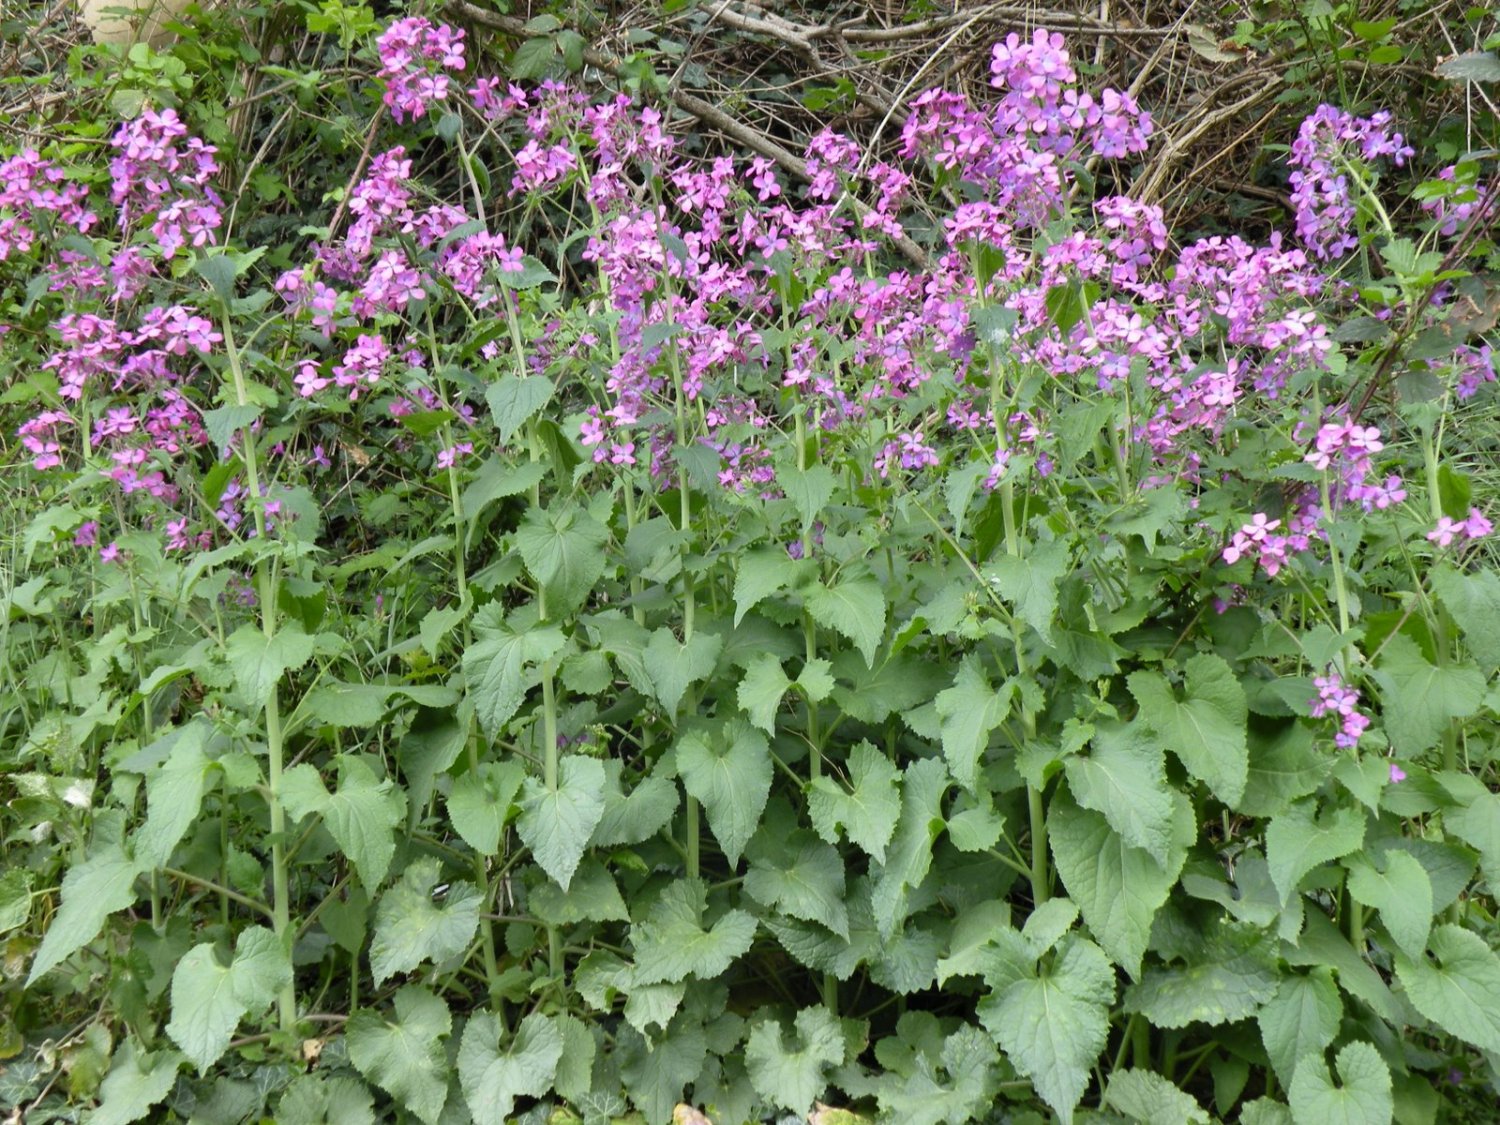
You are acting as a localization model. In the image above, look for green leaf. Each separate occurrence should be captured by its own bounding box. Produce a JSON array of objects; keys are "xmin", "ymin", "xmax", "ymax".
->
[
  {"xmin": 167, "ymin": 926, "xmax": 291, "ymax": 1071},
  {"xmin": 745, "ymin": 1007, "xmax": 845, "ymax": 1113},
  {"xmin": 1345, "ymin": 851, "xmax": 1432, "ymax": 960},
  {"xmin": 1104, "ymin": 1068, "xmax": 1211, "ymax": 1123},
  {"xmin": 28, "ymin": 844, "xmax": 141, "ymax": 984},
  {"xmin": 1436, "ymin": 50, "xmax": 1500, "ymax": 82},
  {"xmin": 645, "ymin": 628, "xmax": 722, "ymax": 719},
  {"xmin": 1371, "ymin": 634, "xmax": 1484, "ymax": 753},
  {"xmin": 91, "ymin": 1041, "xmax": 184, "ymax": 1125},
  {"xmin": 517, "ymin": 755, "xmax": 606, "ymax": 890},
  {"xmin": 529, "ymin": 857, "xmax": 628, "ymax": 925},
  {"xmin": 346, "ymin": 985, "xmax": 452, "ymax": 1125},
  {"xmin": 447, "ymin": 762, "xmax": 523, "ymax": 856},
  {"xmin": 514, "ymin": 501, "xmax": 609, "ymax": 617},
  {"xmin": 738, "ymin": 652, "xmax": 792, "ymax": 734},
  {"xmin": 1241, "ymin": 1100, "xmax": 1295, "ymax": 1125},
  {"xmin": 875, "ymin": 1023, "xmax": 1000, "ymax": 1125},
  {"xmin": 201, "ymin": 404, "xmax": 261, "ymax": 450},
  {"xmin": 871, "ymin": 757, "xmax": 948, "ymax": 938},
  {"xmin": 135, "ymin": 723, "xmax": 212, "ymax": 869},
  {"xmin": 458, "ymin": 1011, "xmax": 562, "ymax": 1125},
  {"xmin": 369, "ymin": 859, "xmax": 481, "ymax": 986},
  {"xmin": 617, "ymin": 1017, "xmax": 707, "ymax": 1123},
  {"xmin": 980, "ymin": 935, "xmax": 1114, "ymax": 1125},
  {"xmin": 462, "ymin": 617, "xmax": 566, "ymax": 737},
  {"xmin": 631, "ymin": 879, "xmax": 757, "ymax": 984},
  {"xmin": 225, "ymin": 624, "xmax": 316, "ymax": 709},
  {"xmin": 1257, "ymin": 969, "xmax": 1342, "ymax": 1089},
  {"xmin": 983, "ymin": 536, "xmax": 1070, "ymax": 641},
  {"xmin": 1241, "ymin": 721, "xmax": 1327, "ymax": 817},
  {"xmin": 1429, "ymin": 565, "xmax": 1500, "ymax": 668},
  {"xmin": 745, "ymin": 832, "xmax": 848, "ymax": 938},
  {"xmin": 1394, "ymin": 924, "xmax": 1500, "ymax": 1053},
  {"xmin": 809, "ymin": 741, "xmax": 901, "ymax": 864},
  {"xmin": 1287, "ymin": 1041, "xmax": 1392, "ymax": 1125},
  {"xmin": 1129, "ymin": 653, "xmax": 1248, "ymax": 805},
  {"xmin": 484, "ymin": 374, "xmax": 554, "ymax": 443},
  {"xmin": 676, "ymin": 720, "xmax": 772, "ymax": 866},
  {"xmin": 280, "ymin": 758, "xmax": 405, "ymax": 889},
  {"xmin": 733, "ymin": 547, "xmax": 806, "ymax": 625},
  {"xmin": 0, "ymin": 869, "xmax": 32, "ymax": 934},
  {"xmin": 1124, "ymin": 926, "xmax": 1279, "ymax": 1028},
  {"xmin": 1063, "ymin": 720, "xmax": 1174, "ymax": 859},
  {"xmin": 275, "ymin": 1075, "xmax": 376, "ymax": 1125},
  {"xmin": 781, "ymin": 463, "xmax": 836, "ymax": 531},
  {"xmin": 937, "ymin": 900, "xmax": 1014, "ymax": 985},
  {"xmin": 1267, "ymin": 799, "xmax": 1365, "ymax": 904},
  {"xmin": 934, "ymin": 656, "xmax": 1014, "ymax": 791},
  {"xmin": 805, "ymin": 574, "xmax": 886, "ymax": 667},
  {"xmin": 590, "ymin": 766, "xmax": 679, "ymax": 847},
  {"xmin": 1049, "ymin": 788, "xmax": 1193, "ymax": 979}
]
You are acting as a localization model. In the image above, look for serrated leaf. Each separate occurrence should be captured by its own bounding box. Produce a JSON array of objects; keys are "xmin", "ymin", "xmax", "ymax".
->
[
  {"xmin": 1370, "ymin": 634, "xmax": 1484, "ymax": 753},
  {"xmin": 1288, "ymin": 1041, "xmax": 1392, "ymax": 1125},
  {"xmin": 980, "ymin": 935, "xmax": 1114, "ymax": 1125},
  {"xmin": 646, "ymin": 628, "xmax": 722, "ymax": 719},
  {"xmin": 1105, "ymin": 1068, "xmax": 1211, "ymax": 1123},
  {"xmin": 737, "ymin": 652, "xmax": 792, "ymax": 734},
  {"xmin": 369, "ymin": 859, "xmax": 481, "ymax": 985},
  {"xmin": 744, "ymin": 1007, "xmax": 845, "ymax": 1113},
  {"xmin": 1124, "ymin": 926, "xmax": 1279, "ymax": 1028},
  {"xmin": 1129, "ymin": 653, "xmax": 1248, "ymax": 805},
  {"xmin": 631, "ymin": 879, "xmax": 757, "ymax": 985},
  {"xmin": 1257, "ymin": 969, "xmax": 1342, "ymax": 1089},
  {"xmin": 458, "ymin": 1011, "xmax": 562, "ymax": 1125},
  {"xmin": 447, "ymin": 761, "xmax": 523, "ymax": 857},
  {"xmin": 676, "ymin": 720, "xmax": 771, "ymax": 867},
  {"xmin": 871, "ymin": 757, "xmax": 948, "ymax": 938},
  {"xmin": 1063, "ymin": 720, "xmax": 1174, "ymax": 859},
  {"xmin": 275, "ymin": 1074, "xmax": 376, "ymax": 1125},
  {"xmin": 91, "ymin": 1041, "xmax": 183, "ymax": 1125},
  {"xmin": 135, "ymin": 723, "xmax": 212, "ymax": 868},
  {"xmin": 1394, "ymin": 924, "xmax": 1500, "ymax": 1053},
  {"xmin": 346, "ymin": 986, "xmax": 451, "ymax": 1125},
  {"xmin": 281, "ymin": 758, "xmax": 405, "ymax": 889},
  {"xmin": 1049, "ymin": 788, "xmax": 1193, "ymax": 979},
  {"xmin": 517, "ymin": 755, "xmax": 606, "ymax": 889},
  {"xmin": 591, "ymin": 766, "xmax": 679, "ymax": 847},
  {"xmin": 875, "ymin": 1023, "xmax": 999, "ymax": 1125},
  {"xmin": 984, "ymin": 536, "xmax": 1069, "ymax": 641},
  {"xmin": 934, "ymin": 656, "xmax": 1014, "ymax": 791},
  {"xmin": 1429, "ymin": 566, "xmax": 1500, "ymax": 668},
  {"xmin": 484, "ymin": 374, "xmax": 553, "ymax": 443},
  {"xmin": 1345, "ymin": 851, "xmax": 1432, "ymax": 960},
  {"xmin": 805, "ymin": 575, "xmax": 886, "ymax": 666},
  {"xmin": 618, "ymin": 1018, "xmax": 707, "ymax": 1123},
  {"xmin": 28, "ymin": 844, "xmax": 141, "ymax": 984},
  {"xmin": 514, "ymin": 501, "xmax": 609, "ymax": 617},
  {"xmin": 167, "ymin": 926, "xmax": 291, "ymax": 1071},
  {"xmin": 225, "ymin": 624, "xmax": 316, "ymax": 709},
  {"xmin": 1267, "ymin": 799, "xmax": 1365, "ymax": 904},
  {"xmin": 745, "ymin": 832, "xmax": 848, "ymax": 939},
  {"xmin": 733, "ymin": 548, "xmax": 804, "ymax": 625},
  {"xmin": 529, "ymin": 857, "xmax": 628, "ymax": 925},
  {"xmin": 781, "ymin": 463, "xmax": 836, "ymax": 531},
  {"xmin": 808, "ymin": 741, "xmax": 901, "ymax": 864},
  {"xmin": 462, "ymin": 617, "xmax": 566, "ymax": 736}
]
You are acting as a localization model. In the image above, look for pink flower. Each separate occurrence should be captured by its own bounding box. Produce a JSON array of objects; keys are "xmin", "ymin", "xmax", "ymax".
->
[{"xmin": 1388, "ymin": 762, "xmax": 1407, "ymax": 784}]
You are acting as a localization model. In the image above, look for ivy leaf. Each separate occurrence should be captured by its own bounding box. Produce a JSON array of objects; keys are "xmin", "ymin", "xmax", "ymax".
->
[
  {"xmin": 447, "ymin": 761, "xmax": 524, "ymax": 857},
  {"xmin": 224, "ymin": 624, "xmax": 316, "ymax": 709},
  {"xmin": 1394, "ymin": 924, "xmax": 1500, "ymax": 1053},
  {"xmin": 733, "ymin": 547, "xmax": 806, "ymax": 625},
  {"xmin": 745, "ymin": 832, "xmax": 849, "ymax": 939},
  {"xmin": 1287, "ymin": 1042, "xmax": 1392, "ymax": 1125},
  {"xmin": 1345, "ymin": 851, "xmax": 1432, "ymax": 960},
  {"xmin": 462, "ymin": 616, "xmax": 566, "ymax": 737},
  {"xmin": 1370, "ymin": 634, "xmax": 1484, "ymax": 753},
  {"xmin": 805, "ymin": 574, "xmax": 886, "ymax": 667},
  {"xmin": 744, "ymin": 1007, "xmax": 845, "ymax": 1114},
  {"xmin": 738, "ymin": 652, "xmax": 792, "ymax": 734},
  {"xmin": 934, "ymin": 656, "xmax": 1014, "ymax": 791},
  {"xmin": 980, "ymin": 935, "xmax": 1114, "ymax": 1125},
  {"xmin": 514, "ymin": 501, "xmax": 609, "ymax": 616},
  {"xmin": 984, "ymin": 536, "xmax": 1070, "ymax": 642},
  {"xmin": 458, "ymin": 1011, "xmax": 562, "ymax": 1125},
  {"xmin": 517, "ymin": 755, "xmax": 606, "ymax": 889},
  {"xmin": 1267, "ymin": 799, "xmax": 1365, "ymax": 904},
  {"xmin": 808, "ymin": 741, "xmax": 902, "ymax": 864},
  {"xmin": 645, "ymin": 628, "xmax": 722, "ymax": 719},
  {"xmin": 631, "ymin": 878, "xmax": 757, "ymax": 985},
  {"xmin": 369, "ymin": 859, "xmax": 481, "ymax": 985},
  {"xmin": 1063, "ymin": 720, "xmax": 1174, "ymax": 859},
  {"xmin": 1129, "ymin": 653, "xmax": 1248, "ymax": 806},
  {"xmin": 346, "ymin": 985, "xmax": 452, "ymax": 1125},
  {"xmin": 1257, "ymin": 969, "xmax": 1342, "ymax": 1089},
  {"xmin": 91, "ymin": 1040, "xmax": 183, "ymax": 1125},
  {"xmin": 167, "ymin": 926, "xmax": 291, "ymax": 1071},
  {"xmin": 1049, "ymin": 788, "xmax": 1193, "ymax": 979},
  {"xmin": 676, "ymin": 720, "xmax": 772, "ymax": 867},
  {"xmin": 871, "ymin": 758, "xmax": 948, "ymax": 939},
  {"xmin": 280, "ymin": 757, "xmax": 405, "ymax": 890},
  {"xmin": 1104, "ymin": 1068, "xmax": 1211, "ymax": 1124},
  {"xmin": 28, "ymin": 843, "xmax": 141, "ymax": 984}
]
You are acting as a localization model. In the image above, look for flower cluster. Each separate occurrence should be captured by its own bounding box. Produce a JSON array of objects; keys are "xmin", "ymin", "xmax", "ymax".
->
[
  {"xmin": 1309, "ymin": 669, "xmax": 1371, "ymax": 748},
  {"xmin": 376, "ymin": 17, "xmax": 465, "ymax": 123},
  {"xmin": 1427, "ymin": 508, "xmax": 1492, "ymax": 547},
  {"xmin": 1288, "ymin": 105, "xmax": 1413, "ymax": 259},
  {"xmin": 0, "ymin": 149, "xmax": 95, "ymax": 261},
  {"xmin": 110, "ymin": 107, "xmax": 223, "ymax": 259}
]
